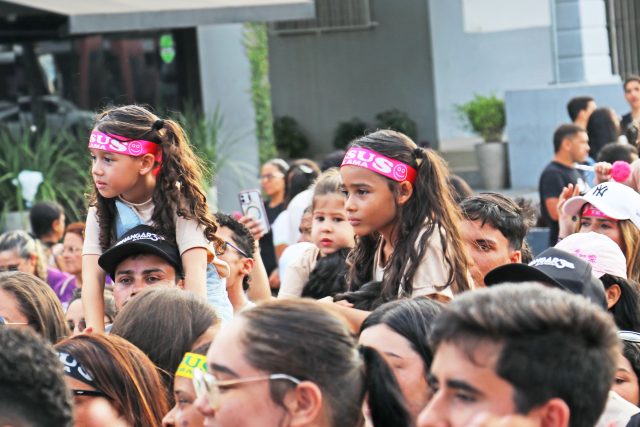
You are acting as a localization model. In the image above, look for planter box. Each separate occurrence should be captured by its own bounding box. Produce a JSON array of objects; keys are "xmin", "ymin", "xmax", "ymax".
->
[
  {"xmin": 475, "ymin": 141, "xmax": 508, "ymax": 190},
  {"xmin": 0, "ymin": 211, "xmax": 30, "ymax": 233}
]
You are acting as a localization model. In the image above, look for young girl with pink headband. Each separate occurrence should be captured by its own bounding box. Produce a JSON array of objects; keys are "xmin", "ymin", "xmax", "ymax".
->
[
  {"xmin": 82, "ymin": 105, "xmax": 232, "ymax": 332},
  {"xmin": 333, "ymin": 130, "xmax": 471, "ymax": 327}
]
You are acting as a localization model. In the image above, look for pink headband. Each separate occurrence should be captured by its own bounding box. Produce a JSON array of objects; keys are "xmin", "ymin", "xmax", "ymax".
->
[
  {"xmin": 88, "ymin": 130, "xmax": 162, "ymax": 174},
  {"xmin": 582, "ymin": 204, "xmax": 616, "ymax": 221},
  {"xmin": 341, "ymin": 147, "xmax": 417, "ymax": 183}
]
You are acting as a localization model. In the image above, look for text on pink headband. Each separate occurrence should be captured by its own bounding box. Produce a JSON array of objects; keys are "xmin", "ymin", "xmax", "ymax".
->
[{"xmin": 341, "ymin": 147, "xmax": 417, "ymax": 183}]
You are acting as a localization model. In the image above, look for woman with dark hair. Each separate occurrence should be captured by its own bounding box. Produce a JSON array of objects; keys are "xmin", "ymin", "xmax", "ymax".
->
[
  {"xmin": 586, "ymin": 107, "xmax": 622, "ymax": 160},
  {"xmin": 195, "ymin": 299, "xmax": 411, "ymax": 427},
  {"xmin": 613, "ymin": 331, "xmax": 640, "ymax": 407},
  {"xmin": 110, "ymin": 287, "xmax": 219, "ymax": 391},
  {"xmin": 360, "ymin": 298, "xmax": 443, "ymax": 421},
  {"xmin": 259, "ymin": 158, "xmax": 289, "ymax": 291},
  {"xmin": 55, "ymin": 333, "xmax": 169, "ymax": 427},
  {"xmin": 272, "ymin": 159, "xmax": 321, "ymax": 256},
  {"xmin": 0, "ymin": 271, "xmax": 69, "ymax": 343}
]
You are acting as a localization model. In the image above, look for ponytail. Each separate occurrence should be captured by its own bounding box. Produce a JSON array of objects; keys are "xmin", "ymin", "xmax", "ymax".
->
[{"xmin": 359, "ymin": 345, "xmax": 412, "ymax": 427}]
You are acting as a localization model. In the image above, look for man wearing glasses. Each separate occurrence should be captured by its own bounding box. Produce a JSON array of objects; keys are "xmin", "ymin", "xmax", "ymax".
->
[
  {"xmin": 214, "ymin": 213, "xmax": 263, "ymax": 313},
  {"xmin": 98, "ymin": 224, "xmax": 185, "ymax": 311}
]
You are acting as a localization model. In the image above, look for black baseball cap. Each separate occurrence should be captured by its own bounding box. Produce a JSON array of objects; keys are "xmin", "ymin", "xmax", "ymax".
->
[
  {"xmin": 98, "ymin": 225, "xmax": 182, "ymax": 279},
  {"xmin": 484, "ymin": 247, "xmax": 607, "ymax": 308}
]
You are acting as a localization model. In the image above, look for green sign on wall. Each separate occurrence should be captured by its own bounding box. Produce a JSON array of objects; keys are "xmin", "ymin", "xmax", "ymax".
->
[{"xmin": 159, "ymin": 34, "xmax": 175, "ymax": 64}]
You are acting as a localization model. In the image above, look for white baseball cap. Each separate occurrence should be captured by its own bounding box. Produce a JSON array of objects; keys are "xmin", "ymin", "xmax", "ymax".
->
[
  {"xmin": 555, "ymin": 232, "xmax": 627, "ymax": 279},
  {"xmin": 563, "ymin": 182, "xmax": 640, "ymax": 229}
]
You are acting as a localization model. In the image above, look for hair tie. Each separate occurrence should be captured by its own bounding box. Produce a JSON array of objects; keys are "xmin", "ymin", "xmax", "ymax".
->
[
  {"xmin": 152, "ymin": 119, "xmax": 165, "ymax": 131},
  {"xmin": 413, "ymin": 147, "xmax": 425, "ymax": 160}
]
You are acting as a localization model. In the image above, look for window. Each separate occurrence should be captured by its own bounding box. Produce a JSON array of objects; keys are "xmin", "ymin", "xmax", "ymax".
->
[{"xmin": 272, "ymin": 0, "xmax": 375, "ymax": 35}]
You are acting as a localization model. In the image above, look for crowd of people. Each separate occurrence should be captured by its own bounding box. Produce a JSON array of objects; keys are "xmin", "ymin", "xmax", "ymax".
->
[{"xmin": 5, "ymin": 77, "xmax": 640, "ymax": 427}]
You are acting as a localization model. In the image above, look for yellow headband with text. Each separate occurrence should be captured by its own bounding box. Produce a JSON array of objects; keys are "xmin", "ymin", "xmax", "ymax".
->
[{"xmin": 175, "ymin": 352, "xmax": 207, "ymax": 379}]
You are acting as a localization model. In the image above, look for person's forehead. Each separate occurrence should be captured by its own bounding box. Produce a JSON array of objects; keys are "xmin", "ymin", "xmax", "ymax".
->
[
  {"xmin": 0, "ymin": 250, "xmax": 22, "ymax": 264},
  {"xmin": 433, "ymin": 340, "xmax": 505, "ymax": 382},
  {"xmin": 461, "ymin": 219, "xmax": 507, "ymax": 241},
  {"xmin": 115, "ymin": 253, "xmax": 175, "ymax": 274},
  {"xmin": 215, "ymin": 226, "xmax": 235, "ymax": 242}
]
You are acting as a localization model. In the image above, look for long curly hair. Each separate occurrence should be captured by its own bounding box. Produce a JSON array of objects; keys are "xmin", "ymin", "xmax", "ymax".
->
[
  {"xmin": 87, "ymin": 105, "xmax": 221, "ymax": 251},
  {"xmin": 344, "ymin": 130, "xmax": 470, "ymax": 301}
]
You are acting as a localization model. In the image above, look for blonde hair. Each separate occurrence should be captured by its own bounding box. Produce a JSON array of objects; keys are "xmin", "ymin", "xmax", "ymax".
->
[
  {"xmin": 620, "ymin": 220, "xmax": 640, "ymax": 283},
  {"xmin": 0, "ymin": 230, "xmax": 47, "ymax": 280},
  {"xmin": 311, "ymin": 168, "xmax": 345, "ymax": 212}
]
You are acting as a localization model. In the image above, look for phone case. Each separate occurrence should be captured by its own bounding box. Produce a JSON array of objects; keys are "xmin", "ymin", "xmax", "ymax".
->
[{"xmin": 238, "ymin": 189, "xmax": 271, "ymax": 234}]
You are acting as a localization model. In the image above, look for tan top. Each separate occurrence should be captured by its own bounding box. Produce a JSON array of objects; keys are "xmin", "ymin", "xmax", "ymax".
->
[
  {"xmin": 279, "ymin": 245, "xmax": 320, "ymax": 299},
  {"xmin": 374, "ymin": 224, "xmax": 456, "ymax": 300},
  {"xmin": 83, "ymin": 197, "xmax": 210, "ymax": 256}
]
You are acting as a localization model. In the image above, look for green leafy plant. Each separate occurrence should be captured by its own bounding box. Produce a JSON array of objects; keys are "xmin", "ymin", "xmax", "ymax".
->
[
  {"xmin": 0, "ymin": 125, "xmax": 90, "ymax": 224},
  {"xmin": 456, "ymin": 94, "xmax": 506, "ymax": 142},
  {"xmin": 273, "ymin": 116, "xmax": 309, "ymax": 158},
  {"xmin": 244, "ymin": 23, "xmax": 277, "ymax": 164},
  {"xmin": 374, "ymin": 109, "xmax": 418, "ymax": 141},
  {"xmin": 333, "ymin": 117, "xmax": 369, "ymax": 149},
  {"xmin": 171, "ymin": 103, "xmax": 255, "ymax": 189}
]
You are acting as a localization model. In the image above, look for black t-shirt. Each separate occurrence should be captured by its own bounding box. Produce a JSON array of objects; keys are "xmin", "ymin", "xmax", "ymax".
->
[
  {"xmin": 538, "ymin": 161, "xmax": 580, "ymax": 247},
  {"xmin": 259, "ymin": 202, "xmax": 285, "ymax": 276},
  {"xmin": 622, "ymin": 112, "xmax": 633, "ymax": 135}
]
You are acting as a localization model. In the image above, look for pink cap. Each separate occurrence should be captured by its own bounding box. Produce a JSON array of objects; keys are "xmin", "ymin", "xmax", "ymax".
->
[{"xmin": 555, "ymin": 232, "xmax": 627, "ymax": 278}]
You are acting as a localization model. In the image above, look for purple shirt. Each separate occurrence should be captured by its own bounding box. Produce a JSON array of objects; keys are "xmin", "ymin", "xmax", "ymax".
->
[{"xmin": 47, "ymin": 267, "xmax": 77, "ymax": 306}]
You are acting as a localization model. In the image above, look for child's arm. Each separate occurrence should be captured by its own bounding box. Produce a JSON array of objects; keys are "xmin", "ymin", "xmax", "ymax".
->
[
  {"xmin": 181, "ymin": 247, "xmax": 208, "ymax": 299},
  {"xmin": 318, "ymin": 298, "xmax": 370, "ymax": 333},
  {"xmin": 82, "ymin": 254, "xmax": 107, "ymax": 332}
]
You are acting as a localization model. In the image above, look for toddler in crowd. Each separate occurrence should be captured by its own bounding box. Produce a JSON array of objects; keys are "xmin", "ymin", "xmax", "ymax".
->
[{"xmin": 279, "ymin": 168, "xmax": 354, "ymax": 298}]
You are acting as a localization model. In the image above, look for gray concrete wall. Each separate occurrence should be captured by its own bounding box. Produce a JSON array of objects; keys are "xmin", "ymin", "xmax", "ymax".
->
[
  {"xmin": 267, "ymin": 0, "xmax": 438, "ymax": 154},
  {"xmin": 428, "ymin": 0, "xmax": 554, "ymax": 146},
  {"xmin": 198, "ymin": 24, "xmax": 260, "ymax": 214},
  {"xmin": 506, "ymin": 81, "xmax": 626, "ymax": 189}
]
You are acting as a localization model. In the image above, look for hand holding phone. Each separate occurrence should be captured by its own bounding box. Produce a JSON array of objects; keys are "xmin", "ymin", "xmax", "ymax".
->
[{"xmin": 238, "ymin": 189, "xmax": 270, "ymax": 234}]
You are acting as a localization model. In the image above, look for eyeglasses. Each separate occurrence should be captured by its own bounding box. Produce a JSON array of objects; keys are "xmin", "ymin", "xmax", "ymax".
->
[
  {"xmin": 215, "ymin": 240, "xmax": 250, "ymax": 258},
  {"xmin": 192, "ymin": 369, "xmax": 300, "ymax": 410},
  {"xmin": 259, "ymin": 173, "xmax": 284, "ymax": 181},
  {"xmin": 619, "ymin": 330, "xmax": 640, "ymax": 343},
  {"xmin": 0, "ymin": 315, "xmax": 28, "ymax": 326},
  {"xmin": 71, "ymin": 389, "xmax": 107, "ymax": 398},
  {"xmin": 62, "ymin": 246, "xmax": 83, "ymax": 255}
]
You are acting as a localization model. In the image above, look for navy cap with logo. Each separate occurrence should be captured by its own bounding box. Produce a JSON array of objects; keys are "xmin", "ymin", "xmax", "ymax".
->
[
  {"xmin": 98, "ymin": 225, "xmax": 182, "ymax": 279},
  {"xmin": 484, "ymin": 247, "xmax": 607, "ymax": 308}
]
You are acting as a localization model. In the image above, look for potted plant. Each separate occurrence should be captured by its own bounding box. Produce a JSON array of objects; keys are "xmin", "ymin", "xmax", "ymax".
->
[
  {"xmin": 0, "ymin": 125, "xmax": 90, "ymax": 231},
  {"xmin": 456, "ymin": 94, "xmax": 508, "ymax": 190}
]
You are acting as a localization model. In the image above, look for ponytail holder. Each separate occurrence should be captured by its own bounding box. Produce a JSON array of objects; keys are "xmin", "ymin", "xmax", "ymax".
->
[
  {"xmin": 413, "ymin": 147, "xmax": 425, "ymax": 159},
  {"xmin": 152, "ymin": 119, "xmax": 165, "ymax": 131}
]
